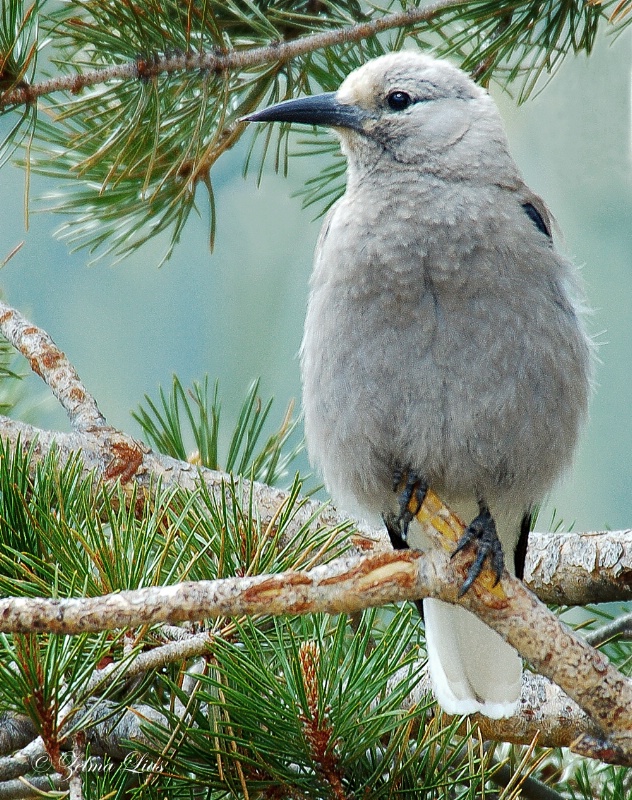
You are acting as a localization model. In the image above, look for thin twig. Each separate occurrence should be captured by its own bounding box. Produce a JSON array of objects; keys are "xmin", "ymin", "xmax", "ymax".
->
[
  {"xmin": 470, "ymin": 11, "xmax": 514, "ymax": 83},
  {"xmin": 0, "ymin": 0, "xmax": 467, "ymax": 109},
  {"xmin": 585, "ymin": 612, "xmax": 632, "ymax": 647},
  {"xmin": 86, "ymin": 630, "xmax": 217, "ymax": 694},
  {"xmin": 491, "ymin": 759, "xmax": 565, "ymax": 800}
]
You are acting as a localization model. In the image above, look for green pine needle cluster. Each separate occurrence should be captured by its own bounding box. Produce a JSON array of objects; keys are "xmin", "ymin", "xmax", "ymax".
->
[
  {"xmin": 0, "ymin": 386, "xmax": 628, "ymax": 795},
  {"xmin": 133, "ymin": 376, "xmax": 301, "ymax": 487},
  {"xmin": 0, "ymin": 400, "xmax": 496, "ymax": 799},
  {"xmin": 0, "ymin": 0, "xmax": 627, "ymax": 263},
  {"xmin": 1, "ymin": 2, "xmax": 632, "ymax": 794},
  {"xmin": 0, "ymin": 0, "xmax": 40, "ymax": 166},
  {"xmin": 139, "ymin": 613, "xmax": 470, "ymax": 798}
]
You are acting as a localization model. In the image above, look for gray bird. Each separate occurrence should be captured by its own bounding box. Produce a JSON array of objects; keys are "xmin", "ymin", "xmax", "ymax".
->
[{"xmin": 246, "ymin": 52, "xmax": 592, "ymax": 718}]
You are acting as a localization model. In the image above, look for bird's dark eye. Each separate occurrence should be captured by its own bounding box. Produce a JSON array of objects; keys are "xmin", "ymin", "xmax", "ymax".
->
[{"xmin": 386, "ymin": 90, "xmax": 412, "ymax": 111}]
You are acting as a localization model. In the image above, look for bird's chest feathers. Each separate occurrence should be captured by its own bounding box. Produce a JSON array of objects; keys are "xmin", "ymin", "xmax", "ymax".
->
[
  {"xmin": 318, "ymin": 179, "xmax": 505, "ymax": 306},
  {"xmin": 313, "ymin": 214, "xmax": 504, "ymax": 372}
]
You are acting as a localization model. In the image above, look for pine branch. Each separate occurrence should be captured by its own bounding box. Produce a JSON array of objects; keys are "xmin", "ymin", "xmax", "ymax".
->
[
  {"xmin": 0, "ymin": 634, "xmax": 609, "ymax": 759},
  {"xmin": 0, "ymin": 0, "xmax": 620, "ymax": 112},
  {"xmin": 0, "ymin": 0, "xmax": 621, "ymax": 262},
  {"xmin": 0, "ymin": 0, "xmax": 497, "ymax": 110},
  {"xmin": 0, "ymin": 519, "xmax": 631, "ymax": 763},
  {"xmin": 0, "ymin": 702, "xmax": 167, "ymax": 783},
  {"xmin": 0, "ymin": 410, "xmax": 629, "ymax": 606}
]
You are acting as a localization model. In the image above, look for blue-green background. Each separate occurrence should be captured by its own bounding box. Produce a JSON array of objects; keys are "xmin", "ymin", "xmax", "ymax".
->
[{"xmin": 1, "ymin": 33, "xmax": 631, "ymax": 534}]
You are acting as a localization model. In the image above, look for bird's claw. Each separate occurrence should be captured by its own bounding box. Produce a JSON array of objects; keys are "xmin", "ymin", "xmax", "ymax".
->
[
  {"xmin": 452, "ymin": 506, "xmax": 504, "ymax": 596},
  {"xmin": 384, "ymin": 468, "xmax": 428, "ymax": 549}
]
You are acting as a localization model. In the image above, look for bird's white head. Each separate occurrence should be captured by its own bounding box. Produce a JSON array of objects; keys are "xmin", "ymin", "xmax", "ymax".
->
[{"xmin": 245, "ymin": 52, "xmax": 515, "ymax": 182}]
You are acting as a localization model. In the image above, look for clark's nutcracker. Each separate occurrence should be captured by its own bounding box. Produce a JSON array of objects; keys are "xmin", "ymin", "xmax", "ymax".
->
[{"xmin": 246, "ymin": 52, "xmax": 592, "ymax": 719}]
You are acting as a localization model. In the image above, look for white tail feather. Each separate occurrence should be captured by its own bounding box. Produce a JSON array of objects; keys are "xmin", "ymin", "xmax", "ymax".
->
[
  {"xmin": 423, "ymin": 598, "xmax": 521, "ymax": 718},
  {"xmin": 409, "ymin": 502, "xmax": 524, "ymax": 718}
]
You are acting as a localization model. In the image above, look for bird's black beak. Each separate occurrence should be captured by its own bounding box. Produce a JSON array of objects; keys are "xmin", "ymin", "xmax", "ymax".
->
[{"xmin": 243, "ymin": 92, "xmax": 367, "ymax": 132}]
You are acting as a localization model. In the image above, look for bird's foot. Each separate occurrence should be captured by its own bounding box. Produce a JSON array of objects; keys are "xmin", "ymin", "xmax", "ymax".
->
[
  {"xmin": 384, "ymin": 467, "xmax": 428, "ymax": 622},
  {"xmin": 452, "ymin": 504, "xmax": 504, "ymax": 596},
  {"xmin": 384, "ymin": 468, "xmax": 428, "ymax": 549}
]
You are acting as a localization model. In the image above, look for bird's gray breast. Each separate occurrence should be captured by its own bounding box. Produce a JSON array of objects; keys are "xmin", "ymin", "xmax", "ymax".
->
[{"xmin": 301, "ymin": 177, "xmax": 590, "ymax": 519}]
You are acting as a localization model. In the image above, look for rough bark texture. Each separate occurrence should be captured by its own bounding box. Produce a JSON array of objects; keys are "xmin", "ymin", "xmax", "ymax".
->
[{"xmin": 525, "ymin": 530, "xmax": 632, "ymax": 603}]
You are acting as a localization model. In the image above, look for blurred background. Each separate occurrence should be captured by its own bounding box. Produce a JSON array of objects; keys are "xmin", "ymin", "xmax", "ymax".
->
[{"xmin": 0, "ymin": 31, "xmax": 630, "ymax": 534}]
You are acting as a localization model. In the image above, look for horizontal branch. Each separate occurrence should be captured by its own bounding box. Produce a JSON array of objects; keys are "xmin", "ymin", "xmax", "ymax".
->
[
  {"xmin": 0, "ymin": 0, "xmax": 465, "ymax": 109},
  {"xmin": 0, "ymin": 413, "xmax": 629, "ymax": 606},
  {"xmin": 525, "ymin": 530, "xmax": 632, "ymax": 604},
  {"xmin": 0, "ymin": 550, "xmax": 431, "ymax": 633},
  {"xmin": 398, "ymin": 668, "xmax": 601, "ymax": 750}
]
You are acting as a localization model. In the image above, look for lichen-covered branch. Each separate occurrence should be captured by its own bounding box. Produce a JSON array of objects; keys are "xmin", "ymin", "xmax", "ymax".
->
[
  {"xmin": 0, "ymin": 515, "xmax": 631, "ymax": 762},
  {"xmin": 0, "ymin": 301, "xmax": 106, "ymax": 433}
]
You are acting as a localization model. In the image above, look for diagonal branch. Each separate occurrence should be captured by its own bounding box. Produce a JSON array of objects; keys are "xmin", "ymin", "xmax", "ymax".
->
[
  {"xmin": 0, "ymin": 0, "xmax": 473, "ymax": 109},
  {"xmin": 0, "ymin": 300, "xmax": 106, "ymax": 433}
]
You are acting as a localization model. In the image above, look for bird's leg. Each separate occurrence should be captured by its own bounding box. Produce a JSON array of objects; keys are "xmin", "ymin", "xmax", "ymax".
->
[
  {"xmin": 384, "ymin": 467, "xmax": 428, "ymax": 548},
  {"xmin": 452, "ymin": 500, "xmax": 505, "ymax": 596}
]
